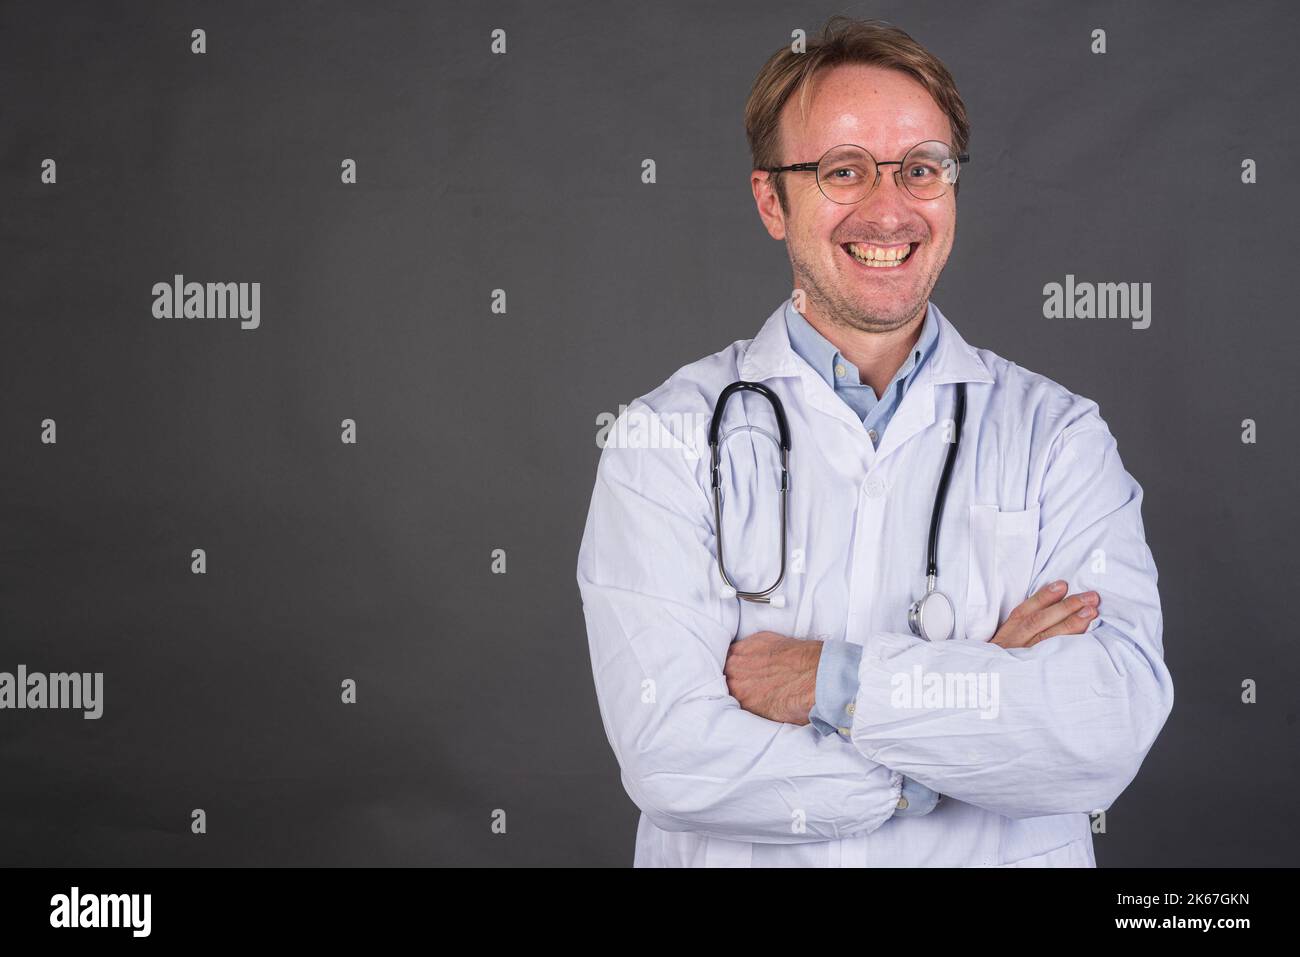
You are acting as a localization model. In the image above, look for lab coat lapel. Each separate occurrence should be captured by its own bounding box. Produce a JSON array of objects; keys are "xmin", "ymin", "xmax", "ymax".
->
[
  {"xmin": 739, "ymin": 300, "xmax": 996, "ymax": 459},
  {"xmin": 873, "ymin": 306, "xmax": 994, "ymax": 464},
  {"xmin": 872, "ymin": 363, "xmax": 936, "ymax": 463},
  {"xmin": 739, "ymin": 302, "xmax": 873, "ymax": 439}
]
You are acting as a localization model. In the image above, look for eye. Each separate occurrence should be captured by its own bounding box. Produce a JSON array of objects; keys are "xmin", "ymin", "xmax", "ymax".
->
[{"xmin": 906, "ymin": 162, "xmax": 938, "ymax": 179}]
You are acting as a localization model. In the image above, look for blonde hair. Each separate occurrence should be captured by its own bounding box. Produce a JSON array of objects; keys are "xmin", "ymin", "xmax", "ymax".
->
[{"xmin": 745, "ymin": 16, "xmax": 971, "ymax": 209}]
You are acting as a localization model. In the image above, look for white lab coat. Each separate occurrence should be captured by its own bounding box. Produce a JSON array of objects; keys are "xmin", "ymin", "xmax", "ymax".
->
[{"xmin": 576, "ymin": 298, "xmax": 1173, "ymax": 867}]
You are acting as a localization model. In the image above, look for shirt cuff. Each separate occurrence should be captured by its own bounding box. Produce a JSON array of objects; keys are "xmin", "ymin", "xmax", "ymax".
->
[
  {"xmin": 808, "ymin": 640, "xmax": 863, "ymax": 736},
  {"xmin": 893, "ymin": 776, "xmax": 942, "ymax": 816}
]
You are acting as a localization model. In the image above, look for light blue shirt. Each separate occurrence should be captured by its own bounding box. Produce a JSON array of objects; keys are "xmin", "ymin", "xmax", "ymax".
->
[
  {"xmin": 785, "ymin": 301, "xmax": 942, "ymax": 817},
  {"xmin": 784, "ymin": 301, "xmax": 938, "ymax": 449}
]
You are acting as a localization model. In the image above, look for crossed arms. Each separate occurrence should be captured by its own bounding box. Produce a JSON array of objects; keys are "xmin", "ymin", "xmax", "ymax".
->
[{"xmin": 576, "ymin": 403, "xmax": 1174, "ymax": 840}]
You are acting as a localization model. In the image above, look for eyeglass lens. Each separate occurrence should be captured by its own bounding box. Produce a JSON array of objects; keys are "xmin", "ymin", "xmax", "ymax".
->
[{"xmin": 816, "ymin": 141, "xmax": 960, "ymax": 202}]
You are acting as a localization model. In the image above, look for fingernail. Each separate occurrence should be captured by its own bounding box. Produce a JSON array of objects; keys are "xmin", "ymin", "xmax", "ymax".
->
[
  {"xmin": 1050, "ymin": 581, "xmax": 1066, "ymax": 593},
  {"xmin": 1077, "ymin": 608, "xmax": 1094, "ymax": 618}
]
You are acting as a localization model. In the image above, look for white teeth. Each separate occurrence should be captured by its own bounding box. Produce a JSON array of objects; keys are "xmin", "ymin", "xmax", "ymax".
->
[{"xmin": 847, "ymin": 242, "xmax": 912, "ymax": 266}]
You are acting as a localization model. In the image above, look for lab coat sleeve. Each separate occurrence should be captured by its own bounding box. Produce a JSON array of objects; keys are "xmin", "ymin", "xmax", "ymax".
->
[
  {"xmin": 848, "ymin": 417, "xmax": 1174, "ymax": 819},
  {"xmin": 577, "ymin": 404, "xmax": 903, "ymax": 843}
]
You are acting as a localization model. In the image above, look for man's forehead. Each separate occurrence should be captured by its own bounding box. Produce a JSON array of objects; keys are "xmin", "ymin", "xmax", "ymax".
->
[{"xmin": 780, "ymin": 65, "xmax": 950, "ymax": 158}]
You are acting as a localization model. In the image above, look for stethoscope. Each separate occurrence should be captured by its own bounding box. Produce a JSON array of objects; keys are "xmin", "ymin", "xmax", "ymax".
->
[{"xmin": 708, "ymin": 379, "xmax": 967, "ymax": 641}]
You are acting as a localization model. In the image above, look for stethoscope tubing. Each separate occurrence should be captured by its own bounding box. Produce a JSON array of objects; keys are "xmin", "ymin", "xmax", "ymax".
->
[
  {"xmin": 708, "ymin": 378, "xmax": 966, "ymax": 609},
  {"xmin": 709, "ymin": 382, "xmax": 789, "ymax": 602},
  {"xmin": 926, "ymin": 381, "xmax": 967, "ymax": 578}
]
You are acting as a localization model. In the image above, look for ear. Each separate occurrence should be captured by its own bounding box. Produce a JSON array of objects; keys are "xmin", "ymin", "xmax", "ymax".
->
[{"xmin": 751, "ymin": 169, "xmax": 787, "ymax": 241}]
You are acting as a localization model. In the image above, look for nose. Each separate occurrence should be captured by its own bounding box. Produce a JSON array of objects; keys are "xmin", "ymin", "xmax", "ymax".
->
[
  {"xmin": 865, "ymin": 163, "xmax": 913, "ymax": 204},
  {"xmin": 851, "ymin": 166, "xmax": 912, "ymax": 229}
]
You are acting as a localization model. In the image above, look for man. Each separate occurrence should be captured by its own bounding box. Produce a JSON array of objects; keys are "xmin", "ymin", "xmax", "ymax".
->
[{"xmin": 576, "ymin": 17, "xmax": 1173, "ymax": 867}]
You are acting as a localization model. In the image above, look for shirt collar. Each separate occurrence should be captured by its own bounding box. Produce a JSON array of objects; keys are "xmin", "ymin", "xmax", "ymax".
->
[
  {"xmin": 740, "ymin": 297, "xmax": 993, "ymax": 388},
  {"xmin": 784, "ymin": 300, "xmax": 938, "ymax": 393}
]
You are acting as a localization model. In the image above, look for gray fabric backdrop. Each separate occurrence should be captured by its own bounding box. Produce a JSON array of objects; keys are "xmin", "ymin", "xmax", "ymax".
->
[{"xmin": 1, "ymin": 0, "xmax": 1297, "ymax": 866}]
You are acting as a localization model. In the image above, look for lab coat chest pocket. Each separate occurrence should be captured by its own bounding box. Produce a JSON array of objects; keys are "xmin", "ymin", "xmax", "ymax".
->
[{"xmin": 965, "ymin": 504, "xmax": 1041, "ymax": 642}]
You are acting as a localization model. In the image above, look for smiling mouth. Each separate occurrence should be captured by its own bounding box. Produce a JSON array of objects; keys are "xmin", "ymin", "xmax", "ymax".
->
[{"xmin": 842, "ymin": 241, "xmax": 918, "ymax": 269}]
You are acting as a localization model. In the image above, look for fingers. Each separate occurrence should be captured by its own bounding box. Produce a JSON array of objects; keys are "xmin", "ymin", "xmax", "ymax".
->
[
  {"xmin": 992, "ymin": 581, "xmax": 1101, "ymax": 648},
  {"xmin": 1023, "ymin": 588, "xmax": 1098, "ymax": 638},
  {"xmin": 1026, "ymin": 593, "xmax": 1100, "ymax": 647},
  {"xmin": 1013, "ymin": 580, "xmax": 1072, "ymax": 620}
]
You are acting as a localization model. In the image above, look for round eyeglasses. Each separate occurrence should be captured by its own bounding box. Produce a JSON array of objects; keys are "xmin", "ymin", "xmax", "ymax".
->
[{"xmin": 764, "ymin": 141, "xmax": 969, "ymax": 203}]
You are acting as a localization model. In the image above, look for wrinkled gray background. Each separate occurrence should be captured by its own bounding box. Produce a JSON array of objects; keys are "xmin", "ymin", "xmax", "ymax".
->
[{"xmin": 1, "ymin": 0, "xmax": 1297, "ymax": 866}]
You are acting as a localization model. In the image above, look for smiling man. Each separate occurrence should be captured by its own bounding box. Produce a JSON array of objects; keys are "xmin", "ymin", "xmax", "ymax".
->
[{"xmin": 577, "ymin": 17, "xmax": 1172, "ymax": 867}]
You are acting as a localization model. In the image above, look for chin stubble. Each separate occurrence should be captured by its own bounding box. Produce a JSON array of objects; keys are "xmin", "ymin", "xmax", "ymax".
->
[{"xmin": 790, "ymin": 246, "xmax": 928, "ymax": 334}]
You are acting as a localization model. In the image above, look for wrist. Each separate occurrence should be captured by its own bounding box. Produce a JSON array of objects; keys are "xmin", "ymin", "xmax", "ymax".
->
[{"xmin": 790, "ymin": 640, "xmax": 823, "ymax": 722}]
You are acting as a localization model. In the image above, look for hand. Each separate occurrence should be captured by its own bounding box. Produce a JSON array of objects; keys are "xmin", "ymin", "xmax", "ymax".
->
[
  {"xmin": 990, "ymin": 580, "xmax": 1100, "ymax": 649},
  {"xmin": 723, "ymin": 631, "xmax": 823, "ymax": 724}
]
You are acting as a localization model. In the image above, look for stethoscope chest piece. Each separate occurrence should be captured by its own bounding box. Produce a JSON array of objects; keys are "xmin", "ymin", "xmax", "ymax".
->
[{"xmin": 908, "ymin": 587, "xmax": 955, "ymax": 642}]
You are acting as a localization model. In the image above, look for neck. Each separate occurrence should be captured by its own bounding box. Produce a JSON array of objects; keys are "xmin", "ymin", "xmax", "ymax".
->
[{"xmin": 802, "ymin": 304, "xmax": 927, "ymax": 397}]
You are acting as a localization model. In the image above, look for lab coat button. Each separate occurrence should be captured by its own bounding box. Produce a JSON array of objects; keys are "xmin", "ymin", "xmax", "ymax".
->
[{"xmin": 864, "ymin": 477, "xmax": 886, "ymax": 498}]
